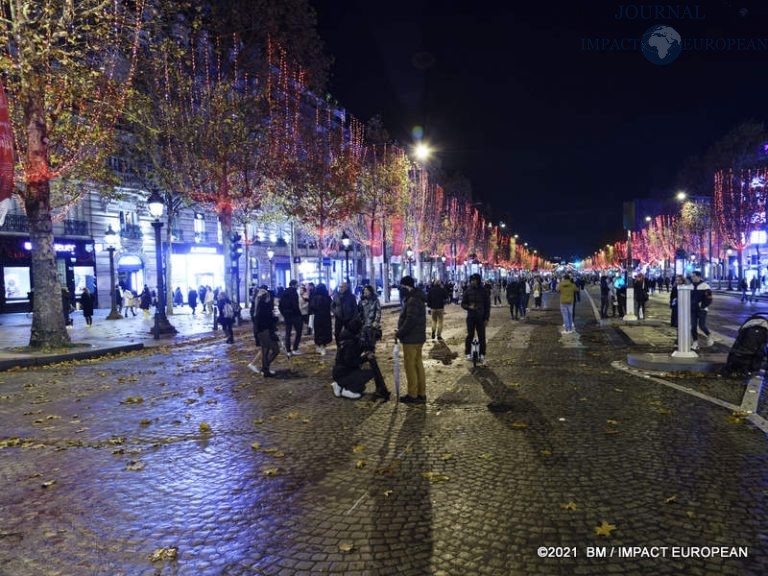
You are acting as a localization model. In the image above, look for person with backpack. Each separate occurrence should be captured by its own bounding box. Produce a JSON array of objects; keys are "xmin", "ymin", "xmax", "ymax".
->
[
  {"xmin": 278, "ymin": 279, "xmax": 303, "ymax": 355},
  {"xmin": 426, "ymin": 280, "xmax": 447, "ymax": 340},
  {"xmin": 250, "ymin": 286, "xmax": 280, "ymax": 376},
  {"xmin": 217, "ymin": 291, "xmax": 235, "ymax": 344},
  {"xmin": 462, "ymin": 273, "xmax": 490, "ymax": 363},
  {"xmin": 690, "ymin": 270, "xmax": 714, "ymax": 350}
]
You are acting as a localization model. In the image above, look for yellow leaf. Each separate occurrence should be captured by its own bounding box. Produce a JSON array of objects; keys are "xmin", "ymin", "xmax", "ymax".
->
[
  {"xmin": 686, "ymin": 511, "xmax": 695, "ymax": 518},
  {"xmin": 440, "ymin": 453, "xmax": 454, "ymax": 461},
  {"xmin": 665, "ymin": 495, "xmax": 677, "ymax": 504},
  {"xmin": 355, "ymin": 459, "xmax": 367, "ymax": 469},
  {"xmin": 148, "ymin": 547, "xmax": 178, "ymax": 562},
  {"xmin": 41, "ymin": 480, "xmax": 57, "ymax": 488},
  {"xmin": 479, "ymin": 453, "xmax": 492, "ymax": 460},
  {"xmin": 352, "ymin": 444, "xmax": 366, "ymax": 453},
  {"xmin": 121, "ymin": 396, "xmax": 143, "ymax": 404},
  {"xmin": 606, "ymin": 419, "xmax": 620, "ymax": 425},
  {"xmin": 594, "ymin": 520, "xmax": 616, "ymax": 537},
  {"xmin": 560, "ymin": 502, "xmax": 578, "ymax": 511},
  {"xmin": 261, "ymin": 467, "xmax": 278, "ymax": 477},
  {"xmin": 510, "ymin": 422, "xmax": 528, "ymax": 429},
  {"xmin": 422, "ymin": 471, "xmax": 450, "ymax": 483},
  {"xmin": 338, "ymin": 543, "xmax": 354, "ymax": 553},
  {"xmin": 604, "ymin": 428, "xmax": 620, "ymax": 435},
  {"xmin": 253, "ymin": 419, "xmax": 264, "ymax": 425},
  {"xmin": 286, "ymin": 411, "xmax": 301, "ymax": 420},
  {"xmin": 656, "ymin": 408, "xmax": 672, "ymax": 415},
  {"xmin": 383, "ymin": 490, "xmax": 393, "ymax": 497},
  {"xmin": 540, "ymin": 449, "xmax": 552, "ymax": 457},
  {"xmin": 199, "ymin": 422, "xmax": 212, "ymax": 434},
  {"xmin": 250, "ymin": 442, "xmax": 261, "ymax": 451}
]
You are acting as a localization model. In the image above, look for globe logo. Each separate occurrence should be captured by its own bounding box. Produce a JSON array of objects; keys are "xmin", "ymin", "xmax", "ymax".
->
[{"xmin": 641, "ymin": 25, "xmax": 682, "ymax": 65}]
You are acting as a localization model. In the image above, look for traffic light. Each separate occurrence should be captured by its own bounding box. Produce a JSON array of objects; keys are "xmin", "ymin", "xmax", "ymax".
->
[{"xmin": 230, "ymin": 232, "xmax": 242, "ymax": 265}]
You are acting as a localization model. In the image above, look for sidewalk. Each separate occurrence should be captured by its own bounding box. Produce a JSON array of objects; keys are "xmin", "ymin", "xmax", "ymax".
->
[{"xmin": 0, "ymin": 307, "xmax": 222, "ymax": 371}]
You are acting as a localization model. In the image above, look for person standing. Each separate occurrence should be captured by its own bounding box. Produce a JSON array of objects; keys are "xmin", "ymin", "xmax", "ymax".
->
[
  {"xmin": 306, "ymin": 282, "xmax": 316, "ymax": 336},
  {"xmin": 690, "ymin": 271, "xmax": 714, "ymax": 350},
  {"xmin": 80, "ymin": 287, "xmax": 94, "ymax": 327},
  {"xmin": 332, "ymin": 281, "xmax": 358, "ymax": 344},
  {"xmin": 252, "ymin": 286, "xmax": 279, "ymax": 376},
  {"xmin": 204, "ymin": 286, "xmax": 215, "ymax": 314},
  {"xmin": 505, "ymin": 276, "xmax": 520, "ymax": 319},
  {"xmin": 518, "ymin": 276, "xmax": 531, "ymax": 319},
  {"xmin": 299, "ymin": 284, "xmax": 311, "ymax": 336},
  {"xmin": 749, "ymin": 276, "xmax": 758, "ymax": 303},
  {"xmin": 740, "ymin": 277, "xmax": 748, "ymax": 302},
  {"xmin": 462, "ymin": 273, "xmax": 490, "ymax": 363},
  {"xmin": 426, "ymin": 280, "xmax": 447, "ymax": 340},
  {"xmin": 278, "ymin": 279, "xmax": 303, "ymax": 355},
  {"xmin": 491, "ymin": 281, "xmax": 502, "ymax": 307},
  {"xmin": 633, "ymin": 273, "xmax": 650, "ymax": 320},
  {"xmin": 557, "ymin": 274, "xmax": 579, "ymax": 334},
  {"xmin": 173, "ymin": 286, "xmax": 183, "ymax": 307},
  {"xmin": 139, "ymin": 285, "xmax": 152, "ymax": 318},
  {"xmin": 599, "ymin": 276, "xmax": 610, "ymax": 319},
  {"xmin": 532, "ymin": 276, "xmax": 543, "ymax": 310},
  {"xmin": 114, "ymin": 284, "xmax": 123, "ymax": 314},
  {"xmin": 187, "ymin": 287, "xmax": 198, "ymax": 315},
  {"xmin": 217, "ymin": 291, "xmax": 235, "ymax": 344},
  {"xmin": 331, "ymin": 318, "xmax": 390, "ymax": 401},
  {"xmin": 396, "ymin": 276, "xmax": 427, "ymax": 404},
  {"xmin": 309, "ymin": 283, "xmax": 333, "ymax": 355},
  {"xmin": 358, "ymin": 284, "xmax": 382, "ymax": 351}
]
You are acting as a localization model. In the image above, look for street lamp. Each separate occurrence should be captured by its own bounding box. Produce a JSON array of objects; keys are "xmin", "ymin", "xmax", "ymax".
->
[
  {"xmin": 341, "ymin": 230, "xmax": 352, "ymax": 283},
  {"xmin": 414, "ymin": 142, "xmax": 432, "ymax": 162},
  {"xmin": 266, "ymin": 248, "xmax": 275, "ymax": 290},
  {"xmin": 103, "ymin": 224, "xmax": 123, "ymax": 320},
  {"xmin": 406, "ymin": 246, "xmax": 414, "ymax": 276},
  {"xmin": 147, "ymin": 189, "xmax": 176, "ymax": 339}
]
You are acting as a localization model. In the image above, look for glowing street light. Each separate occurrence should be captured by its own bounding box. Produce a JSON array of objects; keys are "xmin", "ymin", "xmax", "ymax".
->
[
  {"xmin": 676, "ymin": 191, "xmax": 687, "ymax": 202},
  {"xmin": 414, "ymin": 142, "xmax": 432, "ymax": 161}
]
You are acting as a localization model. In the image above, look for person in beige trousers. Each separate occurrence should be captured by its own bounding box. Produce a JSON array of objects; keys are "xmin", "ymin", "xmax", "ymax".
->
[{"xmin": 395, "ymin": 276, "xmax": 427, "ymax": 404}]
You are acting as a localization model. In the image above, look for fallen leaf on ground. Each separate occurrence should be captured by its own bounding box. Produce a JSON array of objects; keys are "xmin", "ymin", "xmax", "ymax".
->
[
  {"xmin": 383, "ymin": 490, "xmax": 393, "ymax": 497},
  {"xmin": 41, "ymin": 480, "xmax": 56, "ymax": 488},
  {"xmin": 540, "ymin": 449, "xmax": 552, "ymax": 456},
  {"xmin": 594, "ymin": 520, "xmax": 616, "ymax": 537},
  {"xmin": 139, "ymin": 419, "xmax": 152, "ymax": 427},
  {"xmin": 355, "ymin": 459, "xmax": 367, "ymax": 469},
  {"xmin": 479, "ymin": 453, "xmax": 492, "ymax": 460},
  {"xmin": 422, "ymin": 471, "xmax": 450, "ymax": 483},
  {"xmin": 250, "ymin": 442, "xmax": 261, "ymax": 451},
  {"xmin": 560, "ymin": 502, "xmax": 578, "ymax": 511},
  {"xmin": 125, "ymin": 460, "xmax": 145, "ymax": 472},
  {"xmin": 121, "ymin": 396, "xmax": 144, "ymax": 404},
  {"xmin": 149, "ymin": 547, "xmax": 178, "ymax": 562},
  {"xmin": 261, "ymin": 467, "xmax": 278, "ymax": 477},
  {"xmin": 338, "ymin": 543, "xmax": 354, "ymax": 553},
  {"xmin": 665, "ymin": 495, "xmax": 677, "ymax": 504},
  {"xmin": 606, "ymin": 419, "xmax": 620, "ymax": 425},
  {"xmin": 510, "ymin": 422, "xmax": 528, "ymax": 429},
  {"xmin": 253, "ymin": 419, "xmax": 264, "ymax": 425},
  {"xmin": 440, "ymin": 453, "xmax": 454, "ymax": 461},
  {"xmin": 352, "ymin": 444, "xmax": 366, "ymax": 453},
  {"xmin": 199, "ymin": 422, "xmax": 212, "ymax": 434},
  {"xmin": 286, "ymin": 412, "xmax": 301, "ymax": 420}
]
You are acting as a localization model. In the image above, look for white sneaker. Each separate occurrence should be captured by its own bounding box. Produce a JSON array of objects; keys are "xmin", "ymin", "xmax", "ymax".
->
[
  {"xmin": 291, "ymin": 349, "xmax": 303, "ymax": 355},
  {"xmin": 319, "ymin": 347, "xmax": 326, "ymax": 356},
  {"xmin": 479, "ymin": 355, "xmax": 485, "ymax": 365},
  {"xmin": 691, "ymin": 341, "xmax": 700, "ymax": 350},
  {"xmin": 247, "ymin": 363, "xmax": 262, "ymax": 375},
  {"xmin": 466, "ymin": 354, "xmax": 473, "ymax": 361},
  {"xmin": 340, "ymin": 388, "xmax": 362, "ymax": 400},
  {"xmin": 331, "ymin": 382, "xmax": 342, "ymax": 398},
  {"xmin": 706, "ymin": 336, "xmax": 715, "ymax": 347}
]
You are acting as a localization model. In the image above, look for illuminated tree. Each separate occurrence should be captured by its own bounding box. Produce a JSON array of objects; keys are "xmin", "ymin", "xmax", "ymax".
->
[{"xmin": 0, "ymin": 0, "xmax": 144, "ymax": 347}]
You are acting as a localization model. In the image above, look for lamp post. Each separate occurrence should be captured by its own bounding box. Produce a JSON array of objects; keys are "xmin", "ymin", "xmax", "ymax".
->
[
  {"xmin": 147, "ymin": 190, "xmax": 176, "ymax": 339},
  {"xmin": 266, "ymin": 248, "xmax": 275, "ymax": 290},
  {"xmin": 104, "ymin": 224, "xmax": 123, "ymax": 320},
  {"xmin": 406, "ymin": 246, "xmax": 414, "ymax": 276},
  {"xmin": 341, "ymin": 231, "xmax": 352, "ymax": 283},
  {"xmin": 441, "ymin": 254, "xmax": 446, "ymax": 282}
]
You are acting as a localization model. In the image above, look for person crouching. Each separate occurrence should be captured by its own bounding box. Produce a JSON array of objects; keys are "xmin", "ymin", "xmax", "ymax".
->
[{"xmin": 331, "ymin": 318, "xmax": 390, "ymax": 401}]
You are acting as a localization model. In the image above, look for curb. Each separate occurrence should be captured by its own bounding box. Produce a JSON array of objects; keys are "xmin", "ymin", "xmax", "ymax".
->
[
  {"xmin": 0, "ymin": 342, "xmax": 145, "ymax": 372},
  {"xmin": 626, "ymin": 351, "xmax": 727, "ymax": 373}
]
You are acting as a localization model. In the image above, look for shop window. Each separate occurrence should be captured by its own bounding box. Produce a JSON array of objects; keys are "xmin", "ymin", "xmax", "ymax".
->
[
  {"xmin": 194, "ymin": 212, "xmax": 206, "ymax": 243},
  {"xmin": 4, "ymin": 267, "xmax": 31, "ymax": 300}
]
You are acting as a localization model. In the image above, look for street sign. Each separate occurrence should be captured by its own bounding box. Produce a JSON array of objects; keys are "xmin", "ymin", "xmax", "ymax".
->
[{"xmin": 322, "ymin": 257, "xmax": 331, "ymax": 266}]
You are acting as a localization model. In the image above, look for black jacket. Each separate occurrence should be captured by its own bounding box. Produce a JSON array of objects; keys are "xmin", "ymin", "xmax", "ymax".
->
[
  {"xmin": 427, "ymin": 284, "xmax": 447, "ymax": 310},
  {"xmin": 279, "ymin": 286, "xmax": 301, "ymax": 319},
  {"xmin": 333, "ymin": 327, "xmax": 364, "ymax": 381},
  {"xmin": 396, "ymin": 288, "xmax": 427, "ymax": 344},
  {"xmin": 462, "ymin": 283, "xmax": 490, "ymax": 321}
]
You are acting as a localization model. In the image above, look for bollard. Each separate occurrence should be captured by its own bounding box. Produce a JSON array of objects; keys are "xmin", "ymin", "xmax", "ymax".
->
[
  {"xmin": 212, "ymin": 305, "xmax": 218, "ymax": 331},
  {"xmin": 623, "ymin": 285, "xmax": 637, "ymax": 321},
  {"xmin": 671, "ymin": 285, "xmax": 696, "ymax": 358}
]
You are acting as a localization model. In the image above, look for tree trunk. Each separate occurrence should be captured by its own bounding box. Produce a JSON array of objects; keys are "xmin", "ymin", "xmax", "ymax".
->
[
  {"xmin": 738, "ymin": 248, "xmax": 744, "ymax": 284},
  {"xmin": 220, "ymin": 205, "xmax": 234, "ymax": 300},
  {"xmin": 25, "ymin": 90, "xmax": 70, "ymax": 348},
  {"xmin": 381, "ymin": 213, "xmax": 390, "ymax": 303}
]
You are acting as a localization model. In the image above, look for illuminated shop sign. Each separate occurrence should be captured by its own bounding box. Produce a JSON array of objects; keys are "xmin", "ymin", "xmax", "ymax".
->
[{"xmin": 190, "ymin": 246, "xmax": 218, "ymax": 254}]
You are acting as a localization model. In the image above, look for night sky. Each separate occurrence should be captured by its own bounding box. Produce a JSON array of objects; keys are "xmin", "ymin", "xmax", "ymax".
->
[{"xmin": 312, "ymin": 1, "xmax": 768, "ymax": 261}]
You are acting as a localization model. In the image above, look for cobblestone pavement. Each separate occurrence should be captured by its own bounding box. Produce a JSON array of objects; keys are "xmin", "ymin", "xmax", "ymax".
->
[{"xmin": 1, "ymin": 292, "xmax": 767, "ymax": 575}]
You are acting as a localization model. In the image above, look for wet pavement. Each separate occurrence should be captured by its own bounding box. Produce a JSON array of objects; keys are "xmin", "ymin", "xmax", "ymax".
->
[{"xmin": 1, "ymin": 290, "xmax": 767, "ymax": 575}]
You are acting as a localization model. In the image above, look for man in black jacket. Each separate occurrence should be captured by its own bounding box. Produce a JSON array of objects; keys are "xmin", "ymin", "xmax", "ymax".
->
[
  {"xmin": 462, "ymin": 273, "xmax": 491, "ymax": 363},
  {"xmin": 427, "ymin": 280, "xmax": 448, "ymax": 340},
  {"xmin": 332, "ymin": 281, "xmax": 358, "ymax": 344},
  {"xmin": 396, "ymin": 276, "xmax": 427, "ymax": 403},
  {"xmin": 279, "ymin": 279, "xmax": 303, "ymax": 355}
]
